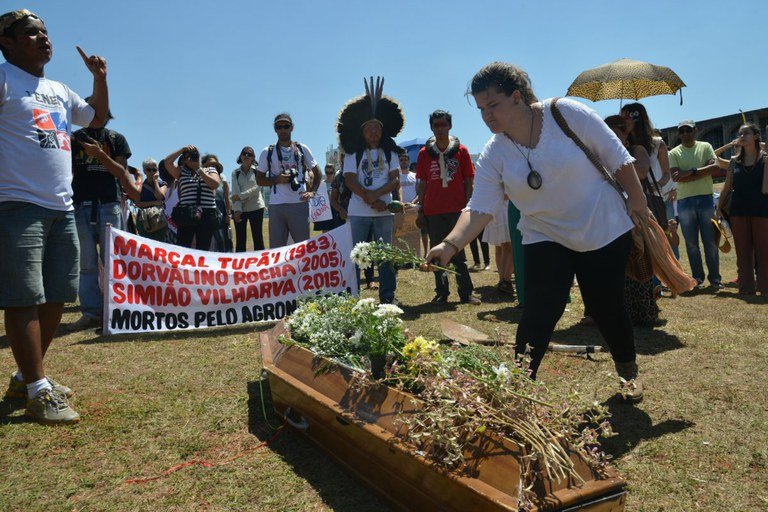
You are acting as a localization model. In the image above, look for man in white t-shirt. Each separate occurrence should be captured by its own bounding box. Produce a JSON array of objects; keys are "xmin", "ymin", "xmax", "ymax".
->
[
  {"xmin": 343, "ymin": 121, "xmax": 401, "ymax": 304},
  {"xmin": 0, "ymin": 9, "xmax": 109, "ymax": 424},
  {"xmin": 256, "ymin": 113, "xmax": 321, "ymax": 248},
  {"xmin": 337, "ymin": 77, "xmax": 405, "ymax": 304}
]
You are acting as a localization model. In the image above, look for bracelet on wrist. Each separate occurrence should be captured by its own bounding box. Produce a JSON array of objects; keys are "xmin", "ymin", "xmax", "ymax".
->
[{"xmin": 442, "ymin": 238, "xmax": 460, "ymax": 253}]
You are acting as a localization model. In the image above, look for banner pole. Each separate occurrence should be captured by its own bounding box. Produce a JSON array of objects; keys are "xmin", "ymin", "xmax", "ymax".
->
[{"xmin": 102, "ymin": 223, "xmax": 112, "ymax": 334}]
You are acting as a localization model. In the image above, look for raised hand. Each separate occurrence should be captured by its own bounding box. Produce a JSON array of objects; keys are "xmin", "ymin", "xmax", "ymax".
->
[{"xmin": 76, "ymin": 46, "xmax": 107, "ymax": 81}]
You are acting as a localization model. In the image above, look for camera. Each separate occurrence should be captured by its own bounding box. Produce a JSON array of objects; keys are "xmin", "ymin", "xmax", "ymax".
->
[
  {"xmin": 75, "ymin": 131, "xmax": 90, "ymax": 143},
  {"xmin": 75, "ymin": 129, "xmax": 105, "ymax": 144},
  {"xmin": 287, "ymin": 167, "xmax": 301, "ymax": 191}
]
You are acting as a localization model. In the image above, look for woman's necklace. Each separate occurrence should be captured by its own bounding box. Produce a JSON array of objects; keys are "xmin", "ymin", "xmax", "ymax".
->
[{"xmin": 507, "ymin": 106, "xmax": 542, "ymax": 190}]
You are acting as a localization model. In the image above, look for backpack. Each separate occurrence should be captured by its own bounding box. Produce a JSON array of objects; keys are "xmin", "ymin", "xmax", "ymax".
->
[{"xmin": 266, "ymin": 143, "xmax": 308, "ymax": 193}]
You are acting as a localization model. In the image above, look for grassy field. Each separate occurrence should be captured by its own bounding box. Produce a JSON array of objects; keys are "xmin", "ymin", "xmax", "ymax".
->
[{"xmin": 1, "ymin": 220, "xmax": 767, "ymax": 512}]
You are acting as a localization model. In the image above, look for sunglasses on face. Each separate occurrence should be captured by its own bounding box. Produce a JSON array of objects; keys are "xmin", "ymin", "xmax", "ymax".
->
[
  {"xmin": 146, "ymin": 167, "xmax": 158, "ymax": 172},
  {"xmin": 274, "ymin": 124, "xmax": 292, "ymax": 130},
  {"xmin": 241, "ymin": 151, "xmax": 254, "ymax": 157},
  {"xmin": 678, "ymin": 127, "xmax": 693, "ymax": 134}
]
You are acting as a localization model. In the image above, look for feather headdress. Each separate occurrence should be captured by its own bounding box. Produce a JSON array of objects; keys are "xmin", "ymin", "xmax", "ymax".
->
[{"xmin": 336, "ymin": 76, "xmax": 405, "ymax": 154}]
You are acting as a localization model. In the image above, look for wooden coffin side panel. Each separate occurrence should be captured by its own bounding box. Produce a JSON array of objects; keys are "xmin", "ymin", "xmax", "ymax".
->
[
  {"xmin": 259, "ymin": 324, "xmax": 626, "ymax": 512},
  {"xmin": 268, "ymin": 368, "xmax": 521, "ymax": 512},
  {"xmin": 265, "ymin": 332, "xmax": 531, "ymax": 497}
]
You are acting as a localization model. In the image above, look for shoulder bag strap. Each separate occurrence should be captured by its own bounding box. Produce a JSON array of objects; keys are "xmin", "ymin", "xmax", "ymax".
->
[
  {"xmin": 550, "ymin": 97, "xmax": 627, "ymax": 204},
  {"xmin": 195, "ymin": 172, "xmax": 203, "ymax": 207},
  {"xmin": 645, "ymin": 156, "xmax": 664, "ymax": 197},
  {"xmin": 762, "ymin": 151, "xmax": 768, "ymax": 195}
]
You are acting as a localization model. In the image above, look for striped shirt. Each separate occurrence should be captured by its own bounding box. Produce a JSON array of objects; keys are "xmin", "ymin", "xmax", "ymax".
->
[{"xmin": 178, "ymin": 166, "xmax": 216, "ymax": 208}]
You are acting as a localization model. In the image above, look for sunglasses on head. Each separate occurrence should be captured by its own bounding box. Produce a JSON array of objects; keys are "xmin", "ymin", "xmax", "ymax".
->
[{"xmin": 274, "ymin": 124, "xmax": 292, "ymax": 130}]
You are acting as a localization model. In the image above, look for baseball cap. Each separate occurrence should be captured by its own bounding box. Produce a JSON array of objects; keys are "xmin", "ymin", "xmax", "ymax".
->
[{"xmin": 677, "ymin": 120, "xmax": 696, "ymax": 129}]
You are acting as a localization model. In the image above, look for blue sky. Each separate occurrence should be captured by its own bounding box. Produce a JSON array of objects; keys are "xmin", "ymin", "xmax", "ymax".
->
[{"xmin": 13, "ymin": 0, "xmax": 768, "ymax": 170}]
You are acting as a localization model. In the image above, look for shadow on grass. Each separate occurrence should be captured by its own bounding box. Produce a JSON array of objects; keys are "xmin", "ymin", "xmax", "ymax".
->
[
  {"xmin": 478, "ymin": 305, "xmax": 523, "ymax": 325},
  {"xmin": 73, "ymin": 322, "xmax": 273, "ymax": 345},
  {"xmin": 246, "ymin": 378, "xmax": 392, "ymax": 512},
  {"xmin": 0, "ymin": 398, "xmax": 33, "ymax": 425},
  {"xmin": 552, "ymin": 324, "xmax": 685, "ymax": 356},
  {"xmin": 62, "ymin": 304, "xmax": 81, "ymax": 314},
  {"xmin": 400, "ymin": 302, "xmax": 458, "ymax": 321},
  {"xmin": 473, "ymin": 284, "xmax": 518, "ymax": 305},
  {"xmin": 711, "ymin": 291, "xmax": 768, "ymax": 305},
  {"xmin": 600, "ymin": 396, "xmax": 694, "ymax": 460}
]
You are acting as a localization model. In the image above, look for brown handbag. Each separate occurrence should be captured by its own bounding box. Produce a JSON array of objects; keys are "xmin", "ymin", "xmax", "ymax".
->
[
  {"xmin": 550, "ymin": 98, "xmax": 653, "ymax": 282},
  {"xmin": 762, "ymin": 151, "xmax": 768, "ymax": 195}
]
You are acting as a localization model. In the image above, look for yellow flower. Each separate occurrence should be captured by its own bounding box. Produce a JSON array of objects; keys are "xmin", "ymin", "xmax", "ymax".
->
[{"xmin": 403, "ymin": 336, "xmax": 440, "ymax": 360}]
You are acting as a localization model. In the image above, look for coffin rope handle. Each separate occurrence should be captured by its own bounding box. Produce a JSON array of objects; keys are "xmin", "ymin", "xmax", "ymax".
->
[{"xmin": 283, "ymin": 407, "xmax": 309, "ymax": 431}]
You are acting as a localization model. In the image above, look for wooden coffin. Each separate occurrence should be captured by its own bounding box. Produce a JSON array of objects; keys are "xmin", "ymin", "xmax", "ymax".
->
[{"xmin": 260, "ymin": 322, "xmax": 627, "ymax": 511}]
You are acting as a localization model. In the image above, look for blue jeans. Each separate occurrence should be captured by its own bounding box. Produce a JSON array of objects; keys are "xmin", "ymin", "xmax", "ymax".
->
[
  {"xmin": 677, "ymin": 194, "xmax": 719, "ymax": 284},
  {"xmin": 74, "ymin": 201, "xmax": 123, "ymax": 319},
  {"xmin": 349, "ymin": 215, "xmax": 396, "ymax": 302}
]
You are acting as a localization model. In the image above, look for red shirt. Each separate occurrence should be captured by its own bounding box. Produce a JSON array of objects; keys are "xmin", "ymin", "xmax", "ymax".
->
[{"xmin": 416, "ymin": 143, "xmax": 474, "ymax": 215}]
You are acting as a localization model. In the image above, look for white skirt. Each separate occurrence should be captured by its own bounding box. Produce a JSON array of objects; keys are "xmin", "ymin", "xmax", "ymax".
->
[{"xmin": 482, "ymin": 200, "xmax": 510, "ymax": 245}]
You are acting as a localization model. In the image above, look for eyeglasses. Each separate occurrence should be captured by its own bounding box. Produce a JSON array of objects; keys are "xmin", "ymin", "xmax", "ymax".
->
[
  {"xmin": 678, "ymin": 127, "xmax": 693, "ymax": 134},
  {"xmin": 274, "ymin": 124, "xmax": 292, "ymax": 130},
  {"xmin": 241, "ymin": 152, "xmax": 254, "ymax": 157}
]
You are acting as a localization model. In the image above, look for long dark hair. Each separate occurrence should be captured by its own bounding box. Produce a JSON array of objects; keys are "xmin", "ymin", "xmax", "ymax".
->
[
  {"xmin": 469, "ymin": 62, "xmax": 539, "ymax": 105},
  {"xmin": 736, "ymin": 123, "xmax": 762, "ymax": 164},
  {"xmin": 621, "ymin": 102, "xmax": 654, "ymax": 154}
]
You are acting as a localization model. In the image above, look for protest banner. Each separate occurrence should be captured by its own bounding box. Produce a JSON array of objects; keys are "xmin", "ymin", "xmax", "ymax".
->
[
  {"xmin": 309, "ymin": 184, "xmax": 333, "ymax": 223},
  {"xmin": 103, "ymin": 224, "xmax": 357, "ymax": 334},
  {"xmin": 393, "ymin": 205, "xmax": 423, "ymax": 257}
]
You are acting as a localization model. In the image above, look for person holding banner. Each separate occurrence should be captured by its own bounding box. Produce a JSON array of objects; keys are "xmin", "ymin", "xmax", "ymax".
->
[
  {"xmin": 314, "ymin": 164, "xmax": 344, "ymax": 233},
  {"xmin": 0, "ymin": 9, "xmax": 110, "ymax": 423},
  {"xmin": 163, "ymin": 146, "xmax": 220, "ymax": 250}
]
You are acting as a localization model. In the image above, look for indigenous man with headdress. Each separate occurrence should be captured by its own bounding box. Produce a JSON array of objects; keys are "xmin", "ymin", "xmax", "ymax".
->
[
  {"xmin": 416, "ymin": 110, "xmax": 480, "ymax": 305},
  {"xmin": 338, "ymin": 77, "xmax": 403, "ymax": 304}
]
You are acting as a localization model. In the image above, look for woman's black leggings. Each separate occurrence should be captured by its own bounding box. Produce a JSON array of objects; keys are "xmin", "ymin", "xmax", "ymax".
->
[
  {"xmin": 234, "ymin": 208, "xmax": 265, "ymax": 252},
  {"xmin": 516, "ymin": 231, "xmax": 634, "ymax": 378}
]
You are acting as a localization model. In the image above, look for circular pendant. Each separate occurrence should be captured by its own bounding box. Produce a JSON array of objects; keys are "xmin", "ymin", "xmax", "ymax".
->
[{"xmin": 527, "ymin": 169, "xmax": 542, "ymax": 190}]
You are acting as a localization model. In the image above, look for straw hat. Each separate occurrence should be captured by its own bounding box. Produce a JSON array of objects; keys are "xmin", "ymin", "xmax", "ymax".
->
[{"xmin": 711, "ymin": 218, "xmax": 731, "ymax": 253}]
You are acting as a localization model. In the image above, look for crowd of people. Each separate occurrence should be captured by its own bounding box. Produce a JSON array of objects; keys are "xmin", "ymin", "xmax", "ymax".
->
[{"xmin": 1, "ymin": 9, "xmax": 766, "ymax": 425}]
